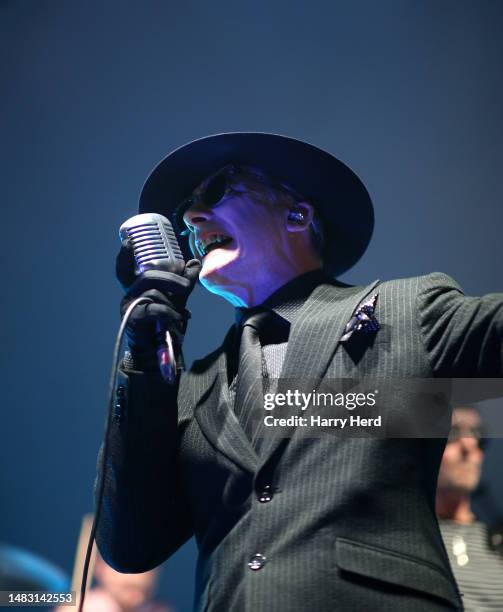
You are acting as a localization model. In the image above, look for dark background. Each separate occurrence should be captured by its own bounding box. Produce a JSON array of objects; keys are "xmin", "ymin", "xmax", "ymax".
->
[{"xmin": 1, "ymin": 1, "xmax": 502, "ymax": 610}]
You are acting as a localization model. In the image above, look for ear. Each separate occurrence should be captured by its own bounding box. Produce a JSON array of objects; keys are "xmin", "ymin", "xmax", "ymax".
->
[{"xmin": 286, "ymin": 201, "xmax": 315, "ymax": 233}]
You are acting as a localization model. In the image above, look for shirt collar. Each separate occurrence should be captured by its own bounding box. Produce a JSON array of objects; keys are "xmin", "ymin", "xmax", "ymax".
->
[{"xmin": 235, "ymin": 268, "xmax": 331, "ymax": 327}]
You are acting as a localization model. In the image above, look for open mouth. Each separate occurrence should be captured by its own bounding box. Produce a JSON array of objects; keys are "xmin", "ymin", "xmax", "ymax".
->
[{"xmin": 195, "ymin": 233, "xmax": 234, "ymax": 257}]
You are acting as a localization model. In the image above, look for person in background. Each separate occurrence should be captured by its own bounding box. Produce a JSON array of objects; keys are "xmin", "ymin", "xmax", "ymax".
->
[
  {"xmin": 55, "ymin": 552, "xmax": 172, "ymax": 612},
  {"xmin": 437, "ymin": 406, "xmax": 503, "ymax": 611}
]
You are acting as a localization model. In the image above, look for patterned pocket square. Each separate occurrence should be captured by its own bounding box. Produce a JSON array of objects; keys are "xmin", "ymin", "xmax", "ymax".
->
[{"xmin": 340, "ymin": 293, "xmax": 380, "ymax": 343}]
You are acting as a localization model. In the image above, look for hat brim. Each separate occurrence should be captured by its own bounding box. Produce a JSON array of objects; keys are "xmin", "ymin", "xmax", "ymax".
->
[{"xmin": 139, "ymin": 132, "xmax": 373, "ymax": 275}]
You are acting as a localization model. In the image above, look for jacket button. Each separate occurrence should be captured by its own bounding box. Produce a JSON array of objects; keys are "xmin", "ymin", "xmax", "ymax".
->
[
  {"xmin": 248, "ymin": 554, "xmax": 266, "ymax": 570},
  {"xmin": 258, "ymin": 485, "xmax": 273, "ymax": 503},
  {"xmin": 114, "ymin": 399, "xmax": 124, "ymax": 422},
  {"xmin": 116, "ymin": 385, "xmax": 126, "ymax": 398}
]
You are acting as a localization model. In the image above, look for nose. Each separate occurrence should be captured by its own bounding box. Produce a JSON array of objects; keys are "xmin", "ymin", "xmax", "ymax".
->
[
  {"xmin": 183, "ymin": 200, "xmax": 213, "ymax": 229},
  {"xmin": 459, "ymin": 435, "xmax": 480, "ymax": 455}
]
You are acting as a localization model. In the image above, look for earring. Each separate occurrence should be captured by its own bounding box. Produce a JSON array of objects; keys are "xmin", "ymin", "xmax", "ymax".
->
[{"xmin": 288, "ymin": 211, "xmax": 305, "ymax": 223}]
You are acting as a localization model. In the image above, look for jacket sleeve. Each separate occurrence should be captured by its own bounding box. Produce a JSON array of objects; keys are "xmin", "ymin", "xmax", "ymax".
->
[
  {"xmin": 94, "ymin": 366, "xmax": 194, "ymax": 573},
  {"xmin": 417, "ymin": 272, "xmax": 503, "ymax": 377}
]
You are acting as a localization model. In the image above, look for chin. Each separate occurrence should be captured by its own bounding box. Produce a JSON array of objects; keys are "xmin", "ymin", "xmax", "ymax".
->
[
  {"xmin": 198, "ymin": 252, "xmax": 251, "ymax": 306},
  {"xmin": 446, "ymin": 477, "xmax": 479, "ymax": 494},
  {"xmin": 199, "ymin": 249, "xmax": 240, "ymax": 282}
]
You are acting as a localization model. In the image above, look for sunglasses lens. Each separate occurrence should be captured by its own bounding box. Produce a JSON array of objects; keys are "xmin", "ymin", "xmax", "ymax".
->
[
  {"xmin": 173, "ymin": 167, "xmax": 233, "ymax": 235},
  {"xmin": 204, "ymin": 172, "xmax": 228, "ymax": 207}
]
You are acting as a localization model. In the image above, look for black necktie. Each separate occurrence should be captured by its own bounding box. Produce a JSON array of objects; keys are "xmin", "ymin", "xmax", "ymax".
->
[{"xmin": 234, "ymin": 310, "xmax": 270, "ymax": 442}]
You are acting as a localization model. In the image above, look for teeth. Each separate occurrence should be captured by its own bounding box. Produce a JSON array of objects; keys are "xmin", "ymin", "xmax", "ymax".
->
[{"xmin": 195, "ymin": 234, "xmax": 230, "ymax": 256}]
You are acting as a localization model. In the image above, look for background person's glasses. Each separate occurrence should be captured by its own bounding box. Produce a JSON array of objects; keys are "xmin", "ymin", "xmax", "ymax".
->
[{"xmin": 448, "ymin": 424, "xmax": 488, "ymax": 449}]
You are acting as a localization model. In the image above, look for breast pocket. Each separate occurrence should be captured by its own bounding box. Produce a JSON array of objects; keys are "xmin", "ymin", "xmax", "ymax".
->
[{"xmin": 335, "ymin": 537, "xmax": 462, "ymax": 610}]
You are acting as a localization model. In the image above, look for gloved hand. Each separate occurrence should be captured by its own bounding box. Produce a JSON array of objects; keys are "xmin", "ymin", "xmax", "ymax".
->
[{"xmin": 116, "ymin": 239, "xmax": 201, "ymax": 371}]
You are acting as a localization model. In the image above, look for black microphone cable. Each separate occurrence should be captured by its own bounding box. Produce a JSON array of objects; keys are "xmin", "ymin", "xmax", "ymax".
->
[{"xmin": 77, "ymin": 295, "xmax": 154, "ymax": 612}]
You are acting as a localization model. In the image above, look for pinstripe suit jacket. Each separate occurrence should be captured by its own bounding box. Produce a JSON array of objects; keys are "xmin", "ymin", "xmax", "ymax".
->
[{"xmin": 96, "ymin": 272, "xmax": 503, "ymax": 612}]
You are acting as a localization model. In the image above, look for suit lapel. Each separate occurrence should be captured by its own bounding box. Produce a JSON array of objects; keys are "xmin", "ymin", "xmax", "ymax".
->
[
  {"xmin": 280, "ymin": 279, "xmax": 381, "ymax": 380},
  {"xmin": 258, "ymin": 278, "xmax": 380, "ymax": 468},
  {"xmin": 190, "ymin": 278, "xmax": 381, "ymax": 475},
  {"xmin": 192, "ymin": 327, "xmax": 259, "ymax": 476}
]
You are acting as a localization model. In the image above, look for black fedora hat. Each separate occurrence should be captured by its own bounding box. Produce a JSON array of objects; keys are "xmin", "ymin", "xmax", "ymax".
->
[{"xmin": 139, "ymin": 132, "xmax": 374, "ymax": 275}]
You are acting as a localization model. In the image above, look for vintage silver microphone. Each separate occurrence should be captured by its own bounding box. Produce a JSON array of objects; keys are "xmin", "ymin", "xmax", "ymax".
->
[{"xmin": 119, "ymin": 213, "xmax": 186, "ymax": 383}]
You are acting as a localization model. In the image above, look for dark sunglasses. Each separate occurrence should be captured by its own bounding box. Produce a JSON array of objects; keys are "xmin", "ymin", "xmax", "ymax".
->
[{"xmin": 171, "ymin": 164, "xmax": 306, "ymax": 236}]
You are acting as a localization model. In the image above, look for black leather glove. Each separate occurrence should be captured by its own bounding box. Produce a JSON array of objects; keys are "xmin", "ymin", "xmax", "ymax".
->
[{"xmin": 116, "ymin": 239, "xmax": 201, "ymax": 371}]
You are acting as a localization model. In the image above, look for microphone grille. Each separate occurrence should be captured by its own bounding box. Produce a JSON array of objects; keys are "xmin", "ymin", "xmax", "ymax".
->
[{"xmin": 119, "ymin": 213, "xmax": 185, "ymax": 274}]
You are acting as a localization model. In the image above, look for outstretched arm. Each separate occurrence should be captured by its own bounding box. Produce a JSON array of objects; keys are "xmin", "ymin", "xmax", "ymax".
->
[{"xmin": 417, "ymin": 272, "xmax": 503, "ymax": 377}]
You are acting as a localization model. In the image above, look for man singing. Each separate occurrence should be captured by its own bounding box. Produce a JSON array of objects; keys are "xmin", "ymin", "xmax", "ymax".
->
[{"xmin": 96, "ymin": 133, "xmax": 503, "ymax": 611}]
